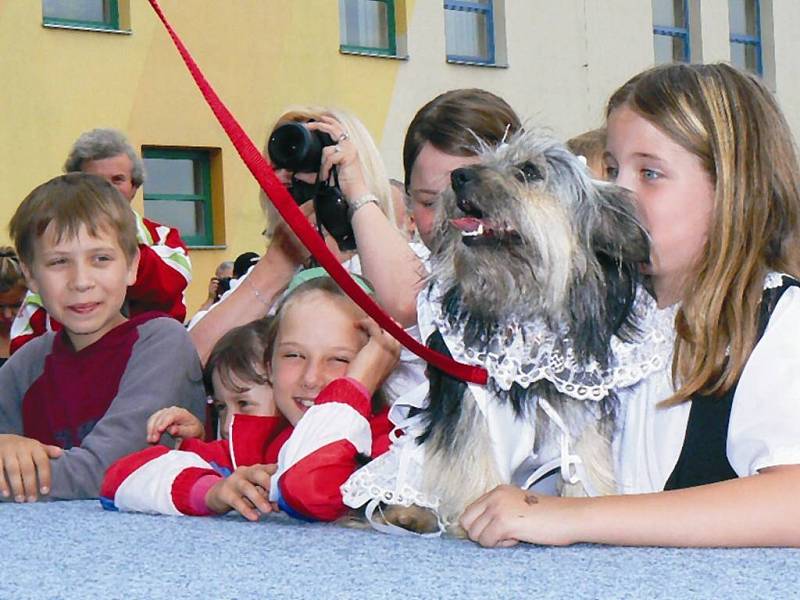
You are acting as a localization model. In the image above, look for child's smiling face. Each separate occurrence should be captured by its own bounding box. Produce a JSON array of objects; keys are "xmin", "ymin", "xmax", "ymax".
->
[
  {"xmin": 270, "ymin": 290, "xmax": 367, "ymax": 426},
  {"xmin": 23, "ymin": 222, "xmax": 139, "ymax": 351}
]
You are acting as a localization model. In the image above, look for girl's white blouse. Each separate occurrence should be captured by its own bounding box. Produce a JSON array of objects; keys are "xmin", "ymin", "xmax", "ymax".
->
[{"xmin": 614, "ymin": 283, "xmax": 800, "ymax": 494}]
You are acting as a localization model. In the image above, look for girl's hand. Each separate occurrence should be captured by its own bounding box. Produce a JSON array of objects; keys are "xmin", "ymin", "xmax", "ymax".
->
[
  {"xmin": 459, "ymin": 484, "xmax": 580, "ymax": 548},
  {"xmin": 268, "ymin": 199, "xmax": 349, "ymax": 266},
  {"xmin": 146, "ymin": 407, "xmax": 204, "ymax": 444},
  {"xmin": 346, "ymin": 318, "xmax": 401, "ymax": 395},
  {"xmin": 205, "ymin": 464, "xmax": 278, "ymax": 521},
  {"xmin": 307, "ymin": 116, "xmax": 370, "ymax": 202}
]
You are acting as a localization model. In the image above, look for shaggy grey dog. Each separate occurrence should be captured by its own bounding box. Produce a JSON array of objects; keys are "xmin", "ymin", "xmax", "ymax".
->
[{"xmin": 354, "ymin": 129, "xmax": 649, "ymax": 534}]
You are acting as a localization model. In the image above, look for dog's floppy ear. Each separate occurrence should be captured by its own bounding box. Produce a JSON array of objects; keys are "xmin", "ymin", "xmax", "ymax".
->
[
  {"xmin": 589, "ymin": 182, "xmax": 649, "ymax": 264},
  {"xmin": 573, "ymin": 181, "xmax": 649, "ymax": 348},
  {"xmin": 418, "ymin": 329, "xmax": 468, "ymax": 445}
]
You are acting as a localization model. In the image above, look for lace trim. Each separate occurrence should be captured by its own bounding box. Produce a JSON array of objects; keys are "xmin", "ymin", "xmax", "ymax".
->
[
  {"xmin": 341, "ymin": 424, "xmax": 441, "ymax": 512},
  {"xmin": 765, "ymin": 271, "xmax": 790, "ymax": 290},
  {"xmin": 421, "ymin": 283, "xmax": 674, "ymax": 402}
]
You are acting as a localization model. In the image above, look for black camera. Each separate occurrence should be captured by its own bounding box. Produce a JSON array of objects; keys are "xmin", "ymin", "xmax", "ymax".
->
[
  {"xmin": 267, "ymin": 122, "xmax": 356, "ymax": 252},
  {"xmin": 214, "ymin": 276, "xmax": 232, "ymax": 302}
]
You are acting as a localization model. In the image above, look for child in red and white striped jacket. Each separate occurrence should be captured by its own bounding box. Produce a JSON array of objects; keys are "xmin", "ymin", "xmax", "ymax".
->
[{"xmin": 101, "ymin": 271, "xmax": 399, "ymax": 522}]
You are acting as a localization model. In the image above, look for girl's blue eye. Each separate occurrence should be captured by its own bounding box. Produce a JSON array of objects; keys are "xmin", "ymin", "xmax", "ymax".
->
[
  {"xmin": 642, "ymin": 169, "xmax": 660, "ymax": 180},
  {"xmin": 605, "ymin": 166, "xmax": 619, "ymax": 180}
]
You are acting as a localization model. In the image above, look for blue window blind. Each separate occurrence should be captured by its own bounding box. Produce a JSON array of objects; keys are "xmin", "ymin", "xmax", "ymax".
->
[
  {"xmin": 339, "ymin": 0, "xmax": 397, "ymax": 56},
  {"xmin": 444, "ymin": 1, "xmax": 495, "ymax": 64},
  {"xmin": 652, "ymin": 0, "xmax": 690, "ymax": 64},
  {"xmin": 729, "ymin": 0, "xmax": 762, "ymax": 75}
]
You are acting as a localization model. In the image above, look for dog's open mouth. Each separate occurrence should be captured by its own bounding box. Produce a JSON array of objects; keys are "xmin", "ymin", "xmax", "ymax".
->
[{"xmin": 450, "ymin": 217, "xmax": 521, "ymax": 247}]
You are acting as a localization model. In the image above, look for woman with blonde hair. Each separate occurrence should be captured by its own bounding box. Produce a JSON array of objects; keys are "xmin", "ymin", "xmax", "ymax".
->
[
  {"xmin": 460, "ymin": 63, "xmax": 800, "ymax": 548},
  {"xmin": 0, "ymin": 247, "xmax": 26, "ymax": 367},
  {"xmin": 191, "ymin": 106, "xmax": 424, "ymax": 378}
]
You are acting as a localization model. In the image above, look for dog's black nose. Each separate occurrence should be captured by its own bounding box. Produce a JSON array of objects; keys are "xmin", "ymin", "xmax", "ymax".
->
[{"xmin": 451, "ymin": 168, "xmax": 477, "ymax": 194}]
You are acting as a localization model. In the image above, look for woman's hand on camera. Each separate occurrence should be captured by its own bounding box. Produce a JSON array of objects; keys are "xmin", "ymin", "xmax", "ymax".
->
[
  {"xmin": 307, "ymin": 116, "xmax": 370, "ymax": 202},
  {"xmin": 346, "ymin": 317, "xmax": 401, "ymax": 395},
  {"xmin": 268, "ymin": 200, "xmax": 349, "ymax": 265}
]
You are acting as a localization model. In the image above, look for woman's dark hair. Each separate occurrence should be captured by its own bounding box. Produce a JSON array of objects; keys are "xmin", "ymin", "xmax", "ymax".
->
[{"xmin": 402, "ymin": 88, "xmax": 521, "ymax": 191}]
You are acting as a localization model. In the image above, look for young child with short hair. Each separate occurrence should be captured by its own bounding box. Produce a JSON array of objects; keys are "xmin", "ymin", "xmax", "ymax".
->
[
  {"xmin": 144, "ymin": 318, "xmax": 274, "ymax": 443},
  {"xmin": 0, "ymin": 173, "xmax": 206, "ymax": 502},
  {"xmin": 101, "ymin": 270, "xmax": 399, "ymax": 522}
]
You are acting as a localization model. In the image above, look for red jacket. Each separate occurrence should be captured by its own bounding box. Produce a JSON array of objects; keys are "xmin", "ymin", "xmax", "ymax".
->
[{"xmin": 101, "ymin": 378, "xmax": 392, "ymax": 522}]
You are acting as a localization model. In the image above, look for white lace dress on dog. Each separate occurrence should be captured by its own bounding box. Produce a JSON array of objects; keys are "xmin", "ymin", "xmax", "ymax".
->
[
  {"xmin": 342, "ymin": 281, "xmax": 673, "ymax": 532},
  {"xmin": 614, "ymin": 273, "xmax": 800, "ymax": 493}
]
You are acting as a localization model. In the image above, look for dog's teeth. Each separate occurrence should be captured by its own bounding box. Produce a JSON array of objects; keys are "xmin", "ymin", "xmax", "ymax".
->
[{"xmin": 477, "ymin": 223, "xmax": 484, "ymax": 235}]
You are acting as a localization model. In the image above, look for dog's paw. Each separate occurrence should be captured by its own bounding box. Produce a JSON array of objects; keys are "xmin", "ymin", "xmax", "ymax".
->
[
  {"xmin": 336, "ymin": 509, "xmax": 373, "ymax": 530},
  {"xmin": 378, "ymin": 504, "xmax": 440, "ymax": 534}
]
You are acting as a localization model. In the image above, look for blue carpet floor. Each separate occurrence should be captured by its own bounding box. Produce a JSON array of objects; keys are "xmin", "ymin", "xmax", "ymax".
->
[{"xmin": 2, "ymin": 500, "xmax": 798, "ymax": 599}]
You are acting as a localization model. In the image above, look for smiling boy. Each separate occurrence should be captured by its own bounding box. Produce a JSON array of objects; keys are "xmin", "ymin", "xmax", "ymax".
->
[{"xmin": 0, "ymin": 173, "xmax": 205, "ymax": 502}]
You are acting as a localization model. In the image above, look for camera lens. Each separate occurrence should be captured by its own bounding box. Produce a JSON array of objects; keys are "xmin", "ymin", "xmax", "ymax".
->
[{"xmin": 268, "ymin": 122, "xmax": 331, "ymax": 173}]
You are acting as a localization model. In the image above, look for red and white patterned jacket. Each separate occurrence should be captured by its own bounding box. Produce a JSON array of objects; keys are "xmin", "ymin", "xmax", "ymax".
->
[{"xmin": 100, "ymin": 378, "xmax": 393, "ymax": 522}]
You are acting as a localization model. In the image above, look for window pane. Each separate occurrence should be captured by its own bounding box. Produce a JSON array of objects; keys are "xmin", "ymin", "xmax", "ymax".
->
[
  {"xmin": 729, "ymin": 0, "xmax": 757, "ymax": 36},
  {"xmin": 43, "ymin": 0, "xmax": 106, "ymax": 23},
  {"xmin": 731, "ymin": 42, "xmax": 759, "ymax": 73},
  {"xmin": 144, "ymin": 200, "xmax": 205, "ymax": 239},
  {"xmin": 652, "ymin": 0, "xmax": 685, "ymax": 27},
  {"xmin": 340, "ymin": 0, "xmax": 389, "ymax": 50},
  {"xmin": 144, "ymin": 158, "xmax": 199, "ymax": 196},
  {"xmin": 654, "ymin": 33, "xmax": 687, "ymax": 63},
  {"xmin": 445, "ymin": 8, "xmax": 489, "ymax": 60}
]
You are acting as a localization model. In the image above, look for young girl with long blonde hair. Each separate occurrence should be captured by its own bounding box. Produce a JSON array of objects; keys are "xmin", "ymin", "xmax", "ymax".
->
[{"xmin": 460, "ymin": 63, "xmax": 800, "ymax": 547}]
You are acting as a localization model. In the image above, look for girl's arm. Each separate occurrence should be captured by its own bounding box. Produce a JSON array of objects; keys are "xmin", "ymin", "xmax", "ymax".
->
[
  {"xmin": 350, "ymin": 202, "xmax": 426, "ymax": 327},
  {"xmin": 270, "ymin": 378, "xmax": 375, "ymax": 521},
  {"xmin": 460, "ymin": 465, "xmax": 800, "ymax": 547},
  {"xmin": 189, "ymin": 229, "xmax": 300, "ymax": 364},
  {"xmin": 310, "ymin": 117, "xmax": 426, "ymax": 328}
]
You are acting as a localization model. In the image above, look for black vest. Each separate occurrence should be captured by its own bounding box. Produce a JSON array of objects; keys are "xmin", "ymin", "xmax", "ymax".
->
[{"xmin": 664, "ymin": 275, "xmax": 800, "ymax": 490}]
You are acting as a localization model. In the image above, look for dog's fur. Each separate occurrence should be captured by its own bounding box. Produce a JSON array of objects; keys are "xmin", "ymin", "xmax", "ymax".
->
[{"xmin": 381, "ymin": 130, "xmax": 649, "ymax": 534}]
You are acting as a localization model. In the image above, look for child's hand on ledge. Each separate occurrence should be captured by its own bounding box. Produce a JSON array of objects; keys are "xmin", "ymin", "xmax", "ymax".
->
[
  {"xmin": 460, "ymin": 484, "xmax": 581, "ymax": 548},
  {"xmin": 0, "ymin": 434, "xmax": 62, "ymax": 503},
  {"xmin": 205, "ymin": 463, "xmax": 278, "ymax": 521},
  {"xmin": 146, "ymin": 406, "xmax": 204, "ymax": 444}
]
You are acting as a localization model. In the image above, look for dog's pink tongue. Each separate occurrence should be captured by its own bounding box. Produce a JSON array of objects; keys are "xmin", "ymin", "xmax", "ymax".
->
[{"xmin": 450, "ymin": 217, "xmax": 483, "ymax": 232}]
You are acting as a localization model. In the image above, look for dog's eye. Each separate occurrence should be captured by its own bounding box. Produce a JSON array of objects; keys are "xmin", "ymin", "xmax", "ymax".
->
[{"xmin": 515, "ymin": 162, "xmax": 543, "ymax": 183}]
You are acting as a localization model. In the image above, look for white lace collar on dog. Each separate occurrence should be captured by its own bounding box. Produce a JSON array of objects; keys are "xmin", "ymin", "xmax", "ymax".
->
[{"xmin": 418, "ymin": 281, "xmax": 675, "ymax": 402}]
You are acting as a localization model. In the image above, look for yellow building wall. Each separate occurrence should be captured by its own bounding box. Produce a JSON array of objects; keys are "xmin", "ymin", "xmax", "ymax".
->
[
  {"xmin": 0, "ymin": 0, "xmax": 406, "ymax": 316},
  {"xmin": 3, "ymin": 0, "xmax": 798, "ymax": 319}
]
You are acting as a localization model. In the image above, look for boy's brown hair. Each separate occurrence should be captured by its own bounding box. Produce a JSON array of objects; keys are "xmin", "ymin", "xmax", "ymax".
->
[{"xmin": 9, "ymin": 173, "xmax": 138, "ymax": 267}]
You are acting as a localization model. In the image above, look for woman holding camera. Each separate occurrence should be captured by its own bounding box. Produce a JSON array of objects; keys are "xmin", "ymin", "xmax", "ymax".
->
[{"xmin": 190, "ymin": 106, "xmax": 425, "ymax": 370}]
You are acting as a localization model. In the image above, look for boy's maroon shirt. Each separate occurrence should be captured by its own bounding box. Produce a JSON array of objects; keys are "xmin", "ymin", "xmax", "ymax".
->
[{"xmin": 22, "ymin": 312, "xmax": 153, "ymax": 448}]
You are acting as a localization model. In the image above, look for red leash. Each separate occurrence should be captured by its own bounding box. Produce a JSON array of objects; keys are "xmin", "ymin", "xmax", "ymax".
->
[{"xmin": 146, "ymin": 0, "xmax": 487, "ymax": 385}]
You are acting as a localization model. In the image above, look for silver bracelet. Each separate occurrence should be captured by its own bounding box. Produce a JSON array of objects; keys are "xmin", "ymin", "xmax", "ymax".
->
[
  {"xmin": 348, "ymin": 192, "xmax": 379, "ymax": 219},
  {"xmin": 246, "ymin": 278, "xmax": 271, "ymax": 308}
]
